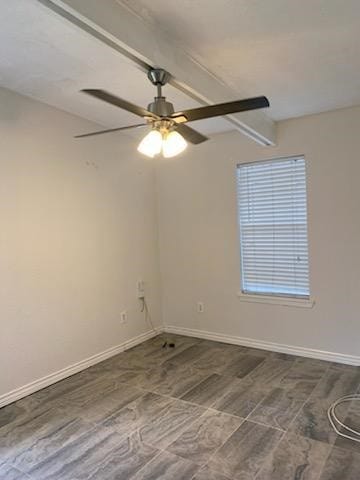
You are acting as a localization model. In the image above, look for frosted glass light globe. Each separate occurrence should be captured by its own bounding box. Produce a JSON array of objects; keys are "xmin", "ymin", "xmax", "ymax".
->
[
  {"xmin": 162, "ymin": 131, "xmax": 187, "ymax": 158},
  {"xmin": 137, "ymin": 130, "xmax": 162, "ymax": 157}
]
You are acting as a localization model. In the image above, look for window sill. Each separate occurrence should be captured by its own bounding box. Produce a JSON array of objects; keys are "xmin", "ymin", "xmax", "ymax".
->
[{"xmin": 237, "ymin": 292, "xmax": 315, "ymax": 308}]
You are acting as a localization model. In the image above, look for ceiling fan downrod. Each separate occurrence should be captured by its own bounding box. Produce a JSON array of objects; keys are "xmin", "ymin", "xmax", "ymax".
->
[{"xmin": 147, "ymin": 68, "xmax": 174, "ymax": 117}]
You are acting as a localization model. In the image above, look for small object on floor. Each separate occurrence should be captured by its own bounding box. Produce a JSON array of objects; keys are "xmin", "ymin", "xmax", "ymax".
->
[{"xmin": 162, "ymin": 341, "xmax": 176, "ymax": 349}]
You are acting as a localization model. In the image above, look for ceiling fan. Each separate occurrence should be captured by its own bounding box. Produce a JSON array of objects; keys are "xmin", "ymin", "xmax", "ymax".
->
[{"xmin": 76, "ymin": 68, "xmax": 270, "ymax": 158}]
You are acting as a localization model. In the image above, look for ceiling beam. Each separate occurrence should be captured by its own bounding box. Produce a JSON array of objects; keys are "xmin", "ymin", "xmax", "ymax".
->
[{"xmin": 38, "ymin": 0, "xmax": 276, "ymax": 145}]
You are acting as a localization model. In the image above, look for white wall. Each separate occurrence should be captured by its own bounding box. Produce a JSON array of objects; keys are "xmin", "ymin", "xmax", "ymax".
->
[
  {"xmin": 2, "ymin": 88, "xmax": 360, "ymax": 402},
  {"xmin": 0, "ymin": 88, "xmax": 162, "ymax": 397},
  {"xmin": 156, "ymin": 106, "xmax": 360, "ymax": 358}
]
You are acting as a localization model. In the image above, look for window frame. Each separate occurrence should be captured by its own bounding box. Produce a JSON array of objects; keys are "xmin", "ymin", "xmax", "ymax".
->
[{"xmin": 236, "ymin": 155, "xmax": 314, "ymax": 308}]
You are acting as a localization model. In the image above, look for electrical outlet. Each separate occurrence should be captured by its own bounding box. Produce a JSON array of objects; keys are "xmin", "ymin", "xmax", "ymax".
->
[
  {"xmin": 120, "ymin": 311, "xmax": 128, "ymax": 324},
  {"xmin": 197, "ymin": 302, "xmax": 204, "ymax": 313}
]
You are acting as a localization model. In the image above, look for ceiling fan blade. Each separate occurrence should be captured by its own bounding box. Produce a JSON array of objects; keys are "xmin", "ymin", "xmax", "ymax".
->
[
  {"xmin": 176, "ymin": 124, "xmax": 208, "ymax": 144},
  {"xmin": 75, "ymin": 123, "xmax": 147, "ymax": 138},
  {"xmin": 171, "ymin": 96, "xmax": 270, "ymax": 123},
  {"xmin": 82, "ymin": 89, "xmax": 158, "ymax": 119}
]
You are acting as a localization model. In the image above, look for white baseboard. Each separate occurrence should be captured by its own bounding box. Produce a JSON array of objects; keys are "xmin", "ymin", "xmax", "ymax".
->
[
  {"xmin": 3, "ymin": 324, "xmax": 359, "ymax": 409},
  {"xmin": 164, "ymin": 325, "xmax": 360, "ymax": 366},
  {"xmin": 0, "ymin": 328, "xmax": 162, "ymax": 409}
]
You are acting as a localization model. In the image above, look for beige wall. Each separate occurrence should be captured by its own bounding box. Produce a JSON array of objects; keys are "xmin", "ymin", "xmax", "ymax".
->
[
  {"xmin": 156, "ymin": 106, "xmax": 360, "ymax": 357},
  {"xmin": 2, "ymin": 87, "xmax": 360, "ymax": 400},
  {"xmin": 0, "ymin": 88, "xmax": 162, "ymax": 396}
]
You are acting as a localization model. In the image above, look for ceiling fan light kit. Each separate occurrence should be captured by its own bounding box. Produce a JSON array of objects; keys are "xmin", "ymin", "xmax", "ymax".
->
[
  {"xmin": 137, "ymin": 118, "xmax": 188, "ymax": 158},
  {"xmin": 76, "ymin": 68, "xmax": 270, "ymax": 159}
]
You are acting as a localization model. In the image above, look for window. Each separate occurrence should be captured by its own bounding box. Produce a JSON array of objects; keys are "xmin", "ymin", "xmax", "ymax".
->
[{"xmin": 237, "ymin": 156, "xmax": 310, "ymax": 299}]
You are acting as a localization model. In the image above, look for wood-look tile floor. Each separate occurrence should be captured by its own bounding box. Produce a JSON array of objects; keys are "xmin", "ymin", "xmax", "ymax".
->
[{"xmin": 1, "ymin": 333, "xmax": 360, "ymax": 479}]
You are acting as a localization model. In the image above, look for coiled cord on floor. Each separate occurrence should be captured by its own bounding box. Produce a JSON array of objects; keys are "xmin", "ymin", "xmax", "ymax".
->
[{"xmin": 328, "ymin": 394, "xmax": 360, "ymax": 443}]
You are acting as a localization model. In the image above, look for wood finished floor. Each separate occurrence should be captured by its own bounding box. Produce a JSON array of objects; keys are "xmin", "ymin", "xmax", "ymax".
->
[{"xmin": 1, "ymin": 333, "xmax": 360, "ymax": 479}]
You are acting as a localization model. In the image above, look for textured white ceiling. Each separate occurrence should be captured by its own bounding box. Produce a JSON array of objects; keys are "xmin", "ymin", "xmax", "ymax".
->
[
  {"xmin": 121, "ymin": 0, "xmax": 360, "ymax": 120},
  {"xmin": 0, "ymin": 0, "xmax": 231, "ymax": 137},
  {"xmin": 0, "ymin": 0, "xmax": 359, "ymax": 135}
]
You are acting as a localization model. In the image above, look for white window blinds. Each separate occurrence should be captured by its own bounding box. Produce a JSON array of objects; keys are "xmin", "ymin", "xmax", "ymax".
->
[{"xmin": 237, "ymin": 156, "xmax": 310, "ymax": 298}]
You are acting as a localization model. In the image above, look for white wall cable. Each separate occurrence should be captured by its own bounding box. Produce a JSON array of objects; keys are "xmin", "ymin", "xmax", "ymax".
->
[
  {"xmin": 328, "ymin": 394, "xmax": 360, "ymax": 443},
  {"xmin": 140, "ymin": 297, "xmax": 157, "ymax": 335}
]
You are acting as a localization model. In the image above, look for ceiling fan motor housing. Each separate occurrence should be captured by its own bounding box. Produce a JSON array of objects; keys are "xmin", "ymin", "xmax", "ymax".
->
[{"xmin": 148, "ymin": 97, "xmax": 175, "ymax": 117}]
